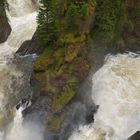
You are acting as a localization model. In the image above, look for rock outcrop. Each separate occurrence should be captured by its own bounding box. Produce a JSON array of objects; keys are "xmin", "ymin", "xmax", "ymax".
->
[
  {"xmin": 0, "ymin": 5, "xmax": 11, "ymax": 43},
  {"xmin": 33, "ymin": 1, "xmax": 95, "ymax": 111},
  {"xmin": 16, "ymin": 33, "xmax": 43, "ymax": 56},
  {"xmin": 32, "ymin": 0, "xmax": 96, "ymax": 133}
]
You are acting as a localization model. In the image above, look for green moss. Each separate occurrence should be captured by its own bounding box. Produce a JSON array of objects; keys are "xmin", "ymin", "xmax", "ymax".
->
[
  {"xmin": 65, "ymin": 33, "xmax": 86, "ymax": 43},
  {"xmin": 66, "ymin": 77, "xmax": 79, "ymax": 86},
  {"xmin": 34, "ymin": 0, "xmax": 92, "ymax": 114},
  {"xmin": 57, "ymin": 65, "xmax": 66, "ymax": 75},
  {"xmin": 34, "ymin": 46, "xmax": 90, "ymax": 113},
  {"xmin": 58, "ymin": 86, "xmax": 75, "ymax": 105},
  {"xmin": 45, "ymin": 81, "xmax": 58, "ymax": 94},
  {"xmin": 48, "ymin": 85, "xmax": 75, "ymax": 112},
  {"xmin": 46, "ymin": 115, "xmax": 64, "ymax": 132},
  {"xmin": 65, "ymin": 44, "xmax": 81, "ymax": 62},
  {"xmin": 59, "ymin": 33, "xmax": 86, "ymax": 45},
  {"xmin": 34, "ymin": 47, "xmax": 54, "ymax": 71}
]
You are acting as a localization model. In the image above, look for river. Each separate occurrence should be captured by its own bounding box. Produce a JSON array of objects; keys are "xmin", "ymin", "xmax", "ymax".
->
[{"xmin": 0, "ymin": 1, "xmax": 140, "ymax": 140}]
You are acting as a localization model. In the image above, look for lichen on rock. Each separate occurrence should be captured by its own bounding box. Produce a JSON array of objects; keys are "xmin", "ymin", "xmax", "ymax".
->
[{"xmin": 32, "ymin": 0, "xmax": 96, "ymax": 132}]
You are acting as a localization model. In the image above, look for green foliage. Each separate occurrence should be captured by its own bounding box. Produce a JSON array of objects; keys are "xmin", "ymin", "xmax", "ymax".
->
[
  {"xmin": 93, "ymin": 0, "xmax": 122, "ymax": 43},
  {"xmin": 67, "ymin": 2, "xmax": 89, "ymax": 20},
  {"xmin": 37, "ymin": 0, "xmax": 59, "ymax": 46},
  {"xmin": 0, "ymin": 0, "xmax": 4, "ymax": 6},
  {"xmin": 93, "ymin": 0, "xmax": 136, "ymax": 44},
  {"xmin": 37, "ymin": 0, "xmax": 91, "ymax": 47}
]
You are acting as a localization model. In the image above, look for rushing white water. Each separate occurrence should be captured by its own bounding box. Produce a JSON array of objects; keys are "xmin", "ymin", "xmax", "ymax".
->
[
  {"xmin": 69, "ymin": 54, "xmax": 140, "ymax": 140},
  {"xmin": 7, "ymin": 0, "xmax": 37, "ymax": 17},
  {"xmin": 5, "ymin": 101, "xmax": 43, "ymax": 140},
  {"xmin": 0, "ymin": 0, "xmax": 37, "ymax": 113},
  {"xmin": 0, "ymin": 0, "xmax": 40, "ymax": 139},
  {"xmin": 1, "ymin": 0, "xmax": 140, "ymax": 140}
]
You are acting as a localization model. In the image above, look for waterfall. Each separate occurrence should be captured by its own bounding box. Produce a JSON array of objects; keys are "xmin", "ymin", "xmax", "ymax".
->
[
  {"xmin": 69, "ymin": 54, "xmax": 140, "ymax": 140},
  {"xmin": 0, "ymin": 0, "xmax": 37, "ymax": 113},
  {"xmin": 4, "ymin": 100, "xmax": 43, "ymax": 140},
  {"xmin": 0, "ymin": 0, "xmax": 139, "ymax": 140},
  {"xmin": 7, "ymin": 0, "xmax": 37, "ymax": 17},
  {"xmin": 0, "ymin": 0, "xmax": 40, "ymax": 139}
]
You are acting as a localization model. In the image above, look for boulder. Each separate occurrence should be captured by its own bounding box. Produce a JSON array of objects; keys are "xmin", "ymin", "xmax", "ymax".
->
[
  {"xmin": 16, "ymin": 33, "xmax": 43, "ymax": 56},
  {"xmin": 0, "ymin": 5, "xmax": 11, "ymax": 43}
]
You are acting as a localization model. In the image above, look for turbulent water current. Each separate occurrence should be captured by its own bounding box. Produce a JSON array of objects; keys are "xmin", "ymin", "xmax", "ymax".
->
[
  {"xmin": 0, "ymin": 1, "xmax": 140, "ymax": 140},
  {"xmin": 69, "ymin": 54, "xmax": 140, "ymax": 140},
  {"xmin": 0, "ymin": 0, "xmax": 40, "ymax": 139}
]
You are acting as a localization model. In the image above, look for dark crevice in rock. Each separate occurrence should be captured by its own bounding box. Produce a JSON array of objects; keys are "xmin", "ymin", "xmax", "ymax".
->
[
  {"xmin": 0, "ymin": 5, "xmax": 11, "ymax": 43},
  {"xmin": 16, "ymin": 32, "xmax": 44, "ymax": 56},
  {"xmin": 128, "ymin": 131, "xmax": 140, "ymax": 140}
]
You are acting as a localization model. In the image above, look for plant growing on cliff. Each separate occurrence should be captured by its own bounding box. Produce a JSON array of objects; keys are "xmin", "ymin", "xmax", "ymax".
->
[
  {"xmin": 93, "ymin": 0, "xmax": 126, "ymax": 43},
  {"xmin": 37, "ymin": 0, "xmax": 91, "ymax": 46},
  {"xmin": 66, "ymin": 2, "xmax": 89, "ymax": 32},
  {"xmin": 37, "ymin": 0, "xmax": 60, "ymax": 46},
  {"xmin": 0, "ymin": 0, "xmax": 4, "ymax": 6}
]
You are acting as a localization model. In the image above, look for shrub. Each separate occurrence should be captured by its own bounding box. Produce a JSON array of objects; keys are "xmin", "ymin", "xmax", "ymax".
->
[{"xmin": 93, "ymin": 0, "xmax": 123, "ymax": 43}]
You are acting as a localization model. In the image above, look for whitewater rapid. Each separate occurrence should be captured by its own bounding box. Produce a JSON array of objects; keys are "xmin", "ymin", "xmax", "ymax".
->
[
  {"xmin": 0, "ymin": 0, "xmax": 37, "ymax": 110},
  {"xmin": 0, "ymin": 0, "xmax": 40, "ymax": 139},
  {"xmin": 69, "ymin": 54, "xmax": 140, "ymax": 140},
  {"xmin": 0, "ymin": 0, "xmax": 140, "ymax": 140}
]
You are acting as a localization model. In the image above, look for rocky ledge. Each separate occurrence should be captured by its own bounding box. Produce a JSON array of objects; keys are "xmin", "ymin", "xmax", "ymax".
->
[
  {"xmin": 16, "ymin": 32, "xmax": 43, "ymax": 56},
  {"xmin": 0, "ymin": 5, "xmax": 11, "ymax": 43}
]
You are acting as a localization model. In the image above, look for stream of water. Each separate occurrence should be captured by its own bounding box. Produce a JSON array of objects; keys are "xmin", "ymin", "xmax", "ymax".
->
[
  {"xmin": 0, "ymin": 1, "xmax": 140, "ymax": 140},
  {"xmin": 0, "ymin": 0, "xmax": 40, "ymax": 139},
  {"xmin": 69, "ymin": 54, "xmax": 140, "ymax": 140}
]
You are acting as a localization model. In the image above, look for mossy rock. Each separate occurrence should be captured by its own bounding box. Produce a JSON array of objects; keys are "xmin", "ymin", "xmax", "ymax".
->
[
  {"xmin": 65, "ymin": 44, "xmax": 82, "ymax": 62},
  {"xmin": 46, "ymin": 115, "xmax": 64, "ymax": 132},
  {"xmin": 60, "ymin": 33, "xmax": 86, "ymax": 44},
  {"xmin": 48, "ymin": 85, "xmax": 75, "ymax": 113},
  {"xmin": 34, "ymin": 47, "xmax": 54, "ymax": 71},
  {"xmin": 65, "ymin": 33, "xmax": 86, "ymax": 44},
  {"xmin": 34, "ymin": 47, "xmax": 66, "ymax": 72}
]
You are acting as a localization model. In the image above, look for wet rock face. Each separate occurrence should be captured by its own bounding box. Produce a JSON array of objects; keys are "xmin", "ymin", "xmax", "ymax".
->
[
  {"xmin": 0, "ymin": 5, "xmax": 11, "ymax": 43},
  {"xmin": 16, "ymin": 33, "xmax": 43, "ymax": 56},
  {"xmin": 128, "ymin": 131, "xmax": 140, "ymax": 140},
  {"xmin": 30, "ymin": 0, "xmax": 95, "ymax": 134}
]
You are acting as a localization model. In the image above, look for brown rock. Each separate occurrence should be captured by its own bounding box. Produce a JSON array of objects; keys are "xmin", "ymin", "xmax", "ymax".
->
[
  {"xmin": 0, "ymin": 6, "xmax": 11, "ymax": 43},
  {"xmin": 16, "ymin": 32, "xmax": 43, "ymax": 56}
]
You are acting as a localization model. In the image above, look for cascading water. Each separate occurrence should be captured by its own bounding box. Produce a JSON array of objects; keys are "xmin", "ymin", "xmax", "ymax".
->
[
  {"xmin": 0, "ymin": 0, "xmax": 41, "ymax": 139},
  {"xmin": 4, "ymin": 100, "xmax": 43, "ymax": 140},
  {"xmin": 7, "ymin": 0, "xmax": 37, "ymax": 17},
  {"xmin": 69, "ymin": 54, "xmax": 140, "ymax": 140},
  {"xmin": 0, "ymin": 0, "xmax": 140, "ymax": 140},
  {"xmin": 0, "ymin": 0, "xmax": 37, "ymax": 110}
]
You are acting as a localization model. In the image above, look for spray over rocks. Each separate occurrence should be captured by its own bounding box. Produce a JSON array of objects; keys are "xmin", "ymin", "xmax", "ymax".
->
[
  {"xmin": 69, "ymin": 54, "xmax": 140, "ymax": 140},
  {"xmin": 0, "ymin": 0, "xmax": 43, "ymax": 139}
]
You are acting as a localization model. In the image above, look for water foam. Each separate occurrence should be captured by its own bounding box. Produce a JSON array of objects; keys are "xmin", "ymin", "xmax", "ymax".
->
[
  {"xmin": 7, "ymin": 0, "xmax": 37, "ymax": 17},
  {"xmin": 5, "ymin": 101, "xmax": 44, "ymax": 140},
  {"xmin": 0, "ymin": 0, "xmax": 38, "ymax": 137},
  {"xmin": 69, "ymin": 54, "xmax": 140, "ymax": 140},
  {"xmin": 0, "ymin": 0, "xmax": 37, "ymax": 111}
]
